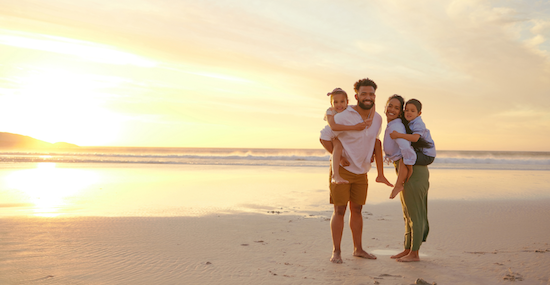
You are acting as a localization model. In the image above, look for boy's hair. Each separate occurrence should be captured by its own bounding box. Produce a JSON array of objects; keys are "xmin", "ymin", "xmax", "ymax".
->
[
  {"xmin": 406, "ymin": 99, "xmax": 422, "ymax": 112},
  {"xmin": 327, "ymin": 87, "xmax": 348, "ymax": 101},
  {"xmin": 353, "ymin": 78, "xmax": 377, "ymax": 93}
]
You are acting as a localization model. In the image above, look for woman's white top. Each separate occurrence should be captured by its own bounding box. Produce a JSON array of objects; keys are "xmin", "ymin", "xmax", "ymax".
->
[{"xmin": 383, "ymin": 118, "xmax": 417, "ymax": 165}]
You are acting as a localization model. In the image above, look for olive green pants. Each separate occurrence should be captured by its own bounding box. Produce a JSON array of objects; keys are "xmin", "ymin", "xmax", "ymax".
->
[{"xmin": 395, "ymin": 162, "xmax": 430, "ymax": 251}]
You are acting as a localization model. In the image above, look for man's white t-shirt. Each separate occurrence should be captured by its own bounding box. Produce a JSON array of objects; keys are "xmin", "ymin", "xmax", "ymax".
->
[{"xmin": 320, "ymin": 106, "xmax": 382, "ymax": 175}]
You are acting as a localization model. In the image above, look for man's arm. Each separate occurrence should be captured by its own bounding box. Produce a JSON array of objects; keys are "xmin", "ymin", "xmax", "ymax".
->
[{"xmin": 320, "ymin": 139, "xmax": 333, "ymax": 154}]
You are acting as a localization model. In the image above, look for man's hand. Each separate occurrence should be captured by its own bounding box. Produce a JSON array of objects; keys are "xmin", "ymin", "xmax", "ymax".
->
[{"xmin": 389, "ymin": 130, "xmax": 401, "ymax": 140}]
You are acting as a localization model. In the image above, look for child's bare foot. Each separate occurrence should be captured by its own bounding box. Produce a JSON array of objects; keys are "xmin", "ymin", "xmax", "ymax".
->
[
  {"xmin": 331, "ymin": 175, "xmax": 349, "ymax": 184},
  {"xmin": 330, "ymin": 250, "xmax": 343, "ymax": 263},
  {"xmin": 376, "ymin": 176, "xmax": 394, "ymax": 187},
  {"xmin": 353, "ymin": 249, "xmax": 377, "ymax": 259},
  {"xmin": 389, "ymin": 184, "xmax": 404, "ymax": 199},
  {"xmin": 390, "ymin": 249, "xmax": 410, "ymax": 259}
]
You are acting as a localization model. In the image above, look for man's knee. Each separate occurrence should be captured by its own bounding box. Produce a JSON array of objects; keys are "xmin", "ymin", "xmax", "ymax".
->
[
  {"xmin": 334, "ymin": 205, "xmax": 347, "ymax": 216},
  {"xmin": 349, "ymin": 202, "xmax": 363, "ymax": 214}
]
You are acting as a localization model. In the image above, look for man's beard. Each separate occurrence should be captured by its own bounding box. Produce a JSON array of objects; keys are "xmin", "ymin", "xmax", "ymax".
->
[{"xmin": 357, "ymin": 100, "xmax": 374, "ymax": 110}]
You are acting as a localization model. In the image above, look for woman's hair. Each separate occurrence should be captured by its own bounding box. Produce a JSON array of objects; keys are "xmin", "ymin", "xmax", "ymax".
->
[
  {"xmin": 386, "ymin": 94, "xmax": 405, "ymax": 111},
  {"xmin": 387, "ymin": 95, "xmax": 432, "ymax": 151},
  {"xmin": 327, "ymin": 87, "xmax": 348, "ymax": 102}
]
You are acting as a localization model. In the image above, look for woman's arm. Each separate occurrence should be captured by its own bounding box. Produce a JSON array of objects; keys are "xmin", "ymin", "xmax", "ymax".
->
[{"xmin": 390, "ymin": 131, "xmax": 420, "ymax": 142}]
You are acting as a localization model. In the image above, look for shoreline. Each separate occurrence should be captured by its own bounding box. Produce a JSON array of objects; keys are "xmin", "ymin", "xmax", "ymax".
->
[{"xmin": 2, "ymin": 199, "xmax": 549, "ymax": 284}]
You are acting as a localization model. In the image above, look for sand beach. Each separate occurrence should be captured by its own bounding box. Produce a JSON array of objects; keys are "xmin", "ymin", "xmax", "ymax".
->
[{"xmin": 1, "ymin": 154, "xmax": 550, "ymax": 284}]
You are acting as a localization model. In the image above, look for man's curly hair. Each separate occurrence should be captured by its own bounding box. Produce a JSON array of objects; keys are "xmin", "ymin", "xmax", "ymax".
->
[{"xmin": 353, "ymin": 78, "xmax": 377, "ymax": 93}]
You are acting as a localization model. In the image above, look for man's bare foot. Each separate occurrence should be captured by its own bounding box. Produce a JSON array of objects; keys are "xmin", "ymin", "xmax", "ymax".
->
[
  {"xmin": 376, "ymin": 176, "xmax": 394, "ymax": 187},
  {"xmin": 390, "ymin": 249, "xmax": 410, "ymax": 259},
  {"xmin": 331, "ymin": 176, "xmax": 349, "ymax": 184},
  {"xmin": 330, "ymin": 250, "xmax": 343, "ymax": 263},
  {"xmin": 389, "ymin": 184, "xmax": 404, "ymax": 199},
  {"xmin": 397, "ymin": 255, "xmax": 420, "ymax": 262},
  {"xmin": 353, "ymin": 249, "xmax": 377, "ymax": 259}
]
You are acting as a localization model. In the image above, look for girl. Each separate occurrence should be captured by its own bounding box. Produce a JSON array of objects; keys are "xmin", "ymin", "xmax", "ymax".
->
[
  {"xmin": 389, "ymin": 99, "xmax": 435, "ymax": 198},
  {"xmin": 323, "ymin": 88, "xmax": 368, "ymax": 184}
]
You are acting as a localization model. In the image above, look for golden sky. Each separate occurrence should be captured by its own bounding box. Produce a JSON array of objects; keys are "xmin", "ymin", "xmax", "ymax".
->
[{"xmin": 0, "ymin": 0, "xmax": 549, "ymax": 151}]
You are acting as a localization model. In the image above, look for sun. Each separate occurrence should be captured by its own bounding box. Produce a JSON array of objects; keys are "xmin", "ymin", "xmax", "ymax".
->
[
  {"xmin": 1, "ymin": 67, "xmax": 125, "ymax": 145},
  {"xmin": 0, "ymin": 29, "xmax": 158, "ymax": 146}
]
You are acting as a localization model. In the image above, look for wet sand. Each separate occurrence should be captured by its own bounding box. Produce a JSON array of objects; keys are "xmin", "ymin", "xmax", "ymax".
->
[{"xmin": 1, "ymin": 163, "xmax": 549, "ymax": 284}]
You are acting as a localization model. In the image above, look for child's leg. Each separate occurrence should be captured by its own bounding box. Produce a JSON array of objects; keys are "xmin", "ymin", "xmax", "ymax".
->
[
  {"xmin": 390, "ymin": 159, "xmax": 409, "ymax": 199},
  {"xmin": 415, "ymin": 151, "xmax": 435, "ymax": 166},
  {"xmin": 373, "ymin": 139, "xmax": 393, "ymax": 187},
  {"xmin": 331, "ymin": 139, "xmax": 348, "ymax": 184}
]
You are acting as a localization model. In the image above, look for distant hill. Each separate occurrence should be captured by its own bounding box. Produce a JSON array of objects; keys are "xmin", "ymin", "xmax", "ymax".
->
[{"xmin": 0, "ymin": 132, "xmax": 79, "ymax": 149}]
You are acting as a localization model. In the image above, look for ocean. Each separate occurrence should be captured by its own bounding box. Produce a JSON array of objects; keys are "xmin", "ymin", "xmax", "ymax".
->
[
  {"xmin": 1, "ymin": 147, "xmax": 549, "ymax": 171},
  {"xmin": 1, "ymin": 147, "xmax": 550, "ymax": 218}
]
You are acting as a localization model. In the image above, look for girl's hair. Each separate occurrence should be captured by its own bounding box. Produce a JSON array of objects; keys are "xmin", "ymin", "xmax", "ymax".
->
[
  {"xmin": 387, "ymin": 95, "xmax": 432, "ymax": 151},
  {"xmin": 327, "ymin": 87, "xmax": 348, "ymax": 102}
]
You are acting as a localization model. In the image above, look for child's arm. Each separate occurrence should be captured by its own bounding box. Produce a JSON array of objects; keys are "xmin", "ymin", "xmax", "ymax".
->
[
  {"xmin": 327, "ymin": 114, "xmax": 368, "ymax": 131},
  {"xmin": 390, "ymin": 131, "xmax": 420, "ymax": 142}
]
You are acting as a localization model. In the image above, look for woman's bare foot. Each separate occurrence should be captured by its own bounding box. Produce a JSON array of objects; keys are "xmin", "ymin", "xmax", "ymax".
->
[
  {"xmin": 376, "ymin": 176, "xmax": 394, "ymax": 187},
  {"xmin": 389, "ymin": 184, "xmax": 404, "ymax": 199},
  {"xmin": 353, "ymin": 249, "xmax": 377, "ymax": 259},
  {"xmin": 397, "ymin": 254, "xmax": 420, "ymax": 262},
  {"xmin": 330, "ymin": 250, "xmax": 343, "ymax": 263},
  {"xmin": 390, "ymin": 249, "xmax": 410, "ymax": 259},
  {"xmin": 331, "ymin": 175, "xmax": 349, "ymax": 184},
  {"xmin": 396, "ymin": 250, "xmax": 420, "ymax": 262}
]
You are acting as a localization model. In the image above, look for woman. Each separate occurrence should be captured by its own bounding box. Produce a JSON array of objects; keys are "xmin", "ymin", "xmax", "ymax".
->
[{"xmin": 383, "ymin": 94, "xmax": 430, "ymax": 262}]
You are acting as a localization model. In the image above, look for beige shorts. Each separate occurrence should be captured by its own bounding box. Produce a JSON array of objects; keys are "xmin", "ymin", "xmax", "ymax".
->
[{"xmin": 329, "ymin": 166, "xmax": 368, "ymax": 206}]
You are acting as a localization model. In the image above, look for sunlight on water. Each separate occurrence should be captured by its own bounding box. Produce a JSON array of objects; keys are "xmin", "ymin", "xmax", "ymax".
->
[
  {"xmin": 5, "ymin": 163, "xmax": 98, "ymax": 217},
  {"xmin": 0, "ymin": 162, "xmax": 549, "ymax": 218}
]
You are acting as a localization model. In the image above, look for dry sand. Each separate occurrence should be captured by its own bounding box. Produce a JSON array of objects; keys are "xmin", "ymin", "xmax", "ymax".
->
[{"xmin": 1, "ymin": 199, "xmax": 549, "ymax": 285}]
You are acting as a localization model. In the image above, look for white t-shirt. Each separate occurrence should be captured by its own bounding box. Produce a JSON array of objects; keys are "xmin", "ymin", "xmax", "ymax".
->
[{"xmin": 320, "ymin": 106, "xmax": 382, "ymax": 175}]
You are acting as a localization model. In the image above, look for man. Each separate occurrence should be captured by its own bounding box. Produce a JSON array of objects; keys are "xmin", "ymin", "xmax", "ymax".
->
[{"xmin": 319, "ymin": 78, "xmax": 382, "ymax": 263}]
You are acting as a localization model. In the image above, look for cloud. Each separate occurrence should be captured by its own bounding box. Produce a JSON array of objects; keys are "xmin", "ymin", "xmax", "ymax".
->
[
  {"xmin": 2, "ymin": 0, "xmax": 550, "ymax": 149},
  {"xmin": 0, "ymin": 29, "xmax": 157, "ymax": 67}
]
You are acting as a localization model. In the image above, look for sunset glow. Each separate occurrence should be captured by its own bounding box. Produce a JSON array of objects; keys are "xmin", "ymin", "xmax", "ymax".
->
[
  {"xmin": 0, "ymin": 0, "xmax": 549, "ymax": 151},
  {"xmin": 5, "ymin": 163, "xmax": 98, "ymax": 217}
]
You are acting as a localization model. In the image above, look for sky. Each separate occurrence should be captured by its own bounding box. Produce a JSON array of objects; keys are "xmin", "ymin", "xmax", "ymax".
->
[{"xmin": 0, "ymin": 0, "xmax": 549, "ymax": 151}]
